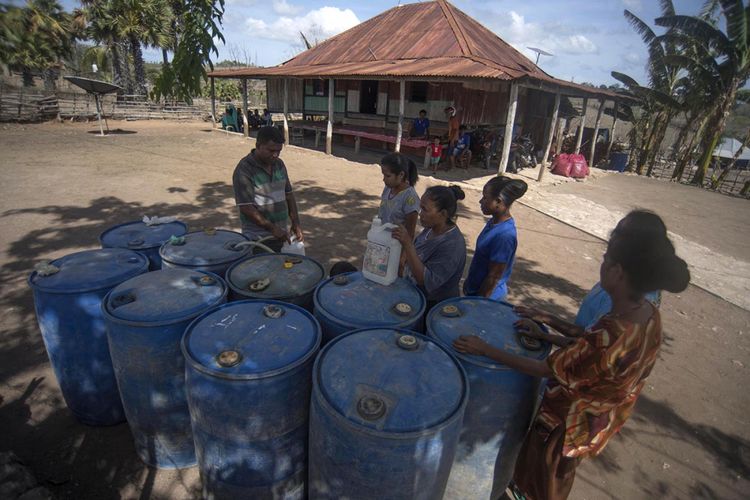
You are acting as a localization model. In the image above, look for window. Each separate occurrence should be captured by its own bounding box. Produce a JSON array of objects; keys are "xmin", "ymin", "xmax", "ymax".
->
[
  {"xmin": 410, "ymin": 82, "xmax": 428, "ymax": 103},
  {"xmin": 306, "ymin": 79, "xmax": 328, "ymax": 97}
]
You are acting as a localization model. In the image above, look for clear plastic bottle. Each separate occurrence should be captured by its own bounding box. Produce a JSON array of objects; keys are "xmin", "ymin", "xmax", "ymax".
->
[{"xmin": 362, "ymin": 216, "xmax": 402, "ymax": 286}]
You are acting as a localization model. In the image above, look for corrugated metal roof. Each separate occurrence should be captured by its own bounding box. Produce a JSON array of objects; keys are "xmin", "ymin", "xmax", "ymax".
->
[{"xmin": 209, "ymin": 0, "xmax": 626, "ymax": 100}]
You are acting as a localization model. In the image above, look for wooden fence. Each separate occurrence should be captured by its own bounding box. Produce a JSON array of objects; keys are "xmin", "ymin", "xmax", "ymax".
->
[{"xmin": 0, "ymin": 86, "xmax": 216, "ymax": 122}]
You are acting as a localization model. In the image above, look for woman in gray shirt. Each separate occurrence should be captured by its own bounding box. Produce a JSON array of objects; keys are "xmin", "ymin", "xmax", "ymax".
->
[{"xmin": 392, "ymin": 185, "xmax": 467, "ymax": 309}]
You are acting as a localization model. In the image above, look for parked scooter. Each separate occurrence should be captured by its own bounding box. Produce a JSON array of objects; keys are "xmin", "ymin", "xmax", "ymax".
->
[{"xmin": 509, "ymin": 134, "xmax": 535, "ymax": 173}]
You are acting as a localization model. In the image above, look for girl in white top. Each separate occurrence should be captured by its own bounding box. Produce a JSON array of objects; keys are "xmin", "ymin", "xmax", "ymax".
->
[{"xmin": 378, "ymin": 152, "xmax": 420, "ymax": 239}]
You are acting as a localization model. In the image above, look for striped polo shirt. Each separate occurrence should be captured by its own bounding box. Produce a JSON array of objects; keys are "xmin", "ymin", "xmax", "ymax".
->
[{"xmin": 232, "ymin": 150, "xmax": 293, "ymax": 240}]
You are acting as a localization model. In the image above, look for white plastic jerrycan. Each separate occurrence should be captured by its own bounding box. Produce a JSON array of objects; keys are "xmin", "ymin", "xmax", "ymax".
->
[{"xmin": 362, "ymin": 216, "xmax": 402, "ymax": 286}]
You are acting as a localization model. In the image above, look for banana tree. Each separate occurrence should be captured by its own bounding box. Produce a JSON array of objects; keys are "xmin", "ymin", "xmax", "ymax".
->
[{"xmin": 656, "ymin": 1, "xmax": 750, "ymax": 185}]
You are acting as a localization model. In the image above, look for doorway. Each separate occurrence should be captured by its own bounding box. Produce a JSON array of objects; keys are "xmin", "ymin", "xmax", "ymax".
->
[{"xmin": 360, "ymin": 80, "xmax": 379, "ymax": 114}]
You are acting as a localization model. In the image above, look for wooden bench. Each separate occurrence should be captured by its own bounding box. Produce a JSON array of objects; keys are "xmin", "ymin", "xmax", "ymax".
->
[{"xmin": 290, "ymin": 122, "xmax": 432, "ymax": 167}]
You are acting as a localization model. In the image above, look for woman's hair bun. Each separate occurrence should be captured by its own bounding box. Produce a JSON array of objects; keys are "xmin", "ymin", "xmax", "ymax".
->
[
  {"xmin": 448, "ymin": 184, "xmax": 465, "ymax": 201},
  {"xmin": 658, "ymin": 254, "xmax": 690, "ymax": 293}
]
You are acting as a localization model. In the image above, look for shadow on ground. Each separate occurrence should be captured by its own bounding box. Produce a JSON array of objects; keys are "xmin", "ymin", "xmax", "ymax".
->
[
  {"xmin": 1, "ymin": 176, "xmax": 744, "ymax": 499},
  {"xmin": 0, "ymin": 178, "xmax": 379, "ymax": 498}
]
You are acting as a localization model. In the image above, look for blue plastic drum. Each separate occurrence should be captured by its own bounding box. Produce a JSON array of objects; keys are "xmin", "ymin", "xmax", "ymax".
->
[
  {"xmin": 102, "ymin": 268, "xmax": 227, "ymax": 468},
  {"xmin": 313, "ymin": 272, "xmax": 425, "ymax": 343},
  {"xmin": 609, "ymin": 152, "xmax": 629, "ymax": 172},
  {"xmin": 28, "ymin": 249, "xmax": 148, "ymax": 425},
  {"xmin": 426, "ymin": 297, "xmax": 551, "ymax": 499},
  {"xmin": 159, "ymin": 229, "xmax": 250, "ymax": 277},
  {"xmin": 99, "ymin": 219, "xmax": 187, "ymax": 270},
  {"xmin": 225, "ymin": 253, "xmax": 325, "ymax": 310},
  {"xmin": 309, "ymin": 328, "xmax": 468, "ymax": 500},
  {"xmin": 182, "ymin": 300, "xmax": 321, "ymax": 498}
]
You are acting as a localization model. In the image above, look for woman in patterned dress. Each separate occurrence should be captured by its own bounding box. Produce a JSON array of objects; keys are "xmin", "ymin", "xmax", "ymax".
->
[{"xmin": 453, "ymin": 211, "xmax": 691, "ymax": 500}]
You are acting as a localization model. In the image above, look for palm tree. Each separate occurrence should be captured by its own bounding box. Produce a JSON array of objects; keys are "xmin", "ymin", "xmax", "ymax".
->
[
  {"xmin": 0, "ymin": 0, "xmax": 72, "ymax": 88},
  {"xmin": 656, "ymin": 1, "xmax": 750, "ymax": 185},
  {"xmin": 74, "ymin": 0, "xmax": 131, "ymax": 92},
  {"xmin": 613, "ymin": 2, "xmax": 683, "ymax": 176},
  {"xmin": 117, "ymin": 0, "xmax": 172, "ymax": 96}
]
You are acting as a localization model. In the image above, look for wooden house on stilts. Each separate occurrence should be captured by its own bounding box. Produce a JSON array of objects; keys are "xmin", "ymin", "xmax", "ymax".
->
[{"xmin": 208, "ymin": 0, "xmax": 631, "ymax": 177}]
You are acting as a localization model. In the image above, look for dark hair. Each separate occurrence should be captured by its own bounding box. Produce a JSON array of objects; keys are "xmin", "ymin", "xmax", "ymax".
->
[
  {"xmin": 459, "ymin": 125, "xmax": 467, "ymax": 131},
  {"xmin": 484, "ymin": 176, "xmax": 528, "ymax": 205},
  {"xmin": 419, "ymin": 109, "xmax": 427, "ymax": 114},
  {"xmin": 607, "ymin": 211, "xmax": 690, "ymax": 294},
  {"xmin": 613, "ymin": 210, "xmax": 666, "ymax": 238},
  {"xmin": 424, "ymin": 185, "xmax": 465, "ymax": 224},
  {"xmin": 257, "ymin": 126, "xmax": 285, "ymax": 145},
  {"xmin": 329, "ymin": 261, "xmax": 357, "ymax": 277},
  {"xmin": 381, "ymin": 152, "xmax": 418, "ymax": 186}
]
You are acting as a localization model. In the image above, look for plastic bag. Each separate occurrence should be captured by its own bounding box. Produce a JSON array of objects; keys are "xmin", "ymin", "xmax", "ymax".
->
[
  {"xmin": 551, "ymin": 153, "xmax": 572, "ymax": 177},
  {"xmin": 281, "ymin": 236, "xmax": 305, "ymax": 255},
  {"xmin": 142, "ymin": 215, "xmax": 177, "ymax": 226},
  {"xmin": 569, "ymin": 154, "xmax": 589, "ymax": 178}
]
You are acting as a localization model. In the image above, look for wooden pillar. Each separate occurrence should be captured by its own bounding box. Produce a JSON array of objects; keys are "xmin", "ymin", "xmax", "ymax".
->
[
  {"xmin": 395, "ymin": 80, "xmax": 405, "ymax": 152},
  {"xmin": 241, "ymin": 78, "xmax": 249, "ymax": 138},
  {"xmin": 556, "ymin": 117, "xmax": 566, "ymax": 153},
  {"xmin": 354, "ymin": 136, "xmax": 361, "ymax": 154},
  {"xmin": 606, "ymin": 101, "xmax": 619, "ymax": 160},
  {"xmin": 283, "ymin": 78, "xmax": 290, "ymax": 144},
  {"xmin": 210, "ymin": 77, "xmax": 216, "ymax": 127},
  {"xmin": 326, "ymin": 78, "xmax": 334, "ymax": 155},
  {"xmin": 538, "ymin": 91, "xmax": 561, "ymax": 181},
  {"xmin": 589, "ymin": 98, "xmax": 605, "ymax": 168},
  {"xmin": 499, "ymin": 83, "xmax": 519, "ymax": 174},
  {"xmin": 574, "ymin": 97, "xmax": 588, "ymax": 154}
]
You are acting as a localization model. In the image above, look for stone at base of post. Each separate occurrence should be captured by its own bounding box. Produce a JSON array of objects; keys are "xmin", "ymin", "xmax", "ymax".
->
[
  {"xmin": 315, "ymin": 129, "xmax": 321, "ymax": 148},
  {"xmin": 283, "ymin": 117, "xmax": 289, "ymax": 144},
  {"xmin": 355, "ymin": 136, "xmax": 361, "ymax": 154},
  {"xmin": 424, "ymin": 147, "xmax": 431, "ymax": 169}
]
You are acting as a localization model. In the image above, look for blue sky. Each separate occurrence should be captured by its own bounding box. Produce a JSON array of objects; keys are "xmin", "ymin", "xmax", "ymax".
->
[{"xmin": 50, "ymin": 0, "xmax": 707, "ymax": 86}]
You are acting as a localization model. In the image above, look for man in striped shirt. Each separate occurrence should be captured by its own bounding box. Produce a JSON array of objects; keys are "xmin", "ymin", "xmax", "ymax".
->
[{"xmin": 232, "ymin": 126, "xmax": 303, "ymax": 252}]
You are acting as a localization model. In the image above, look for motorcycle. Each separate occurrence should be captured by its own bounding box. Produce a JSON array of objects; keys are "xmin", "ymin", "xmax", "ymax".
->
[{"xmin": 509, "ymin": 134, "xmax": 535, "ymax": 173}]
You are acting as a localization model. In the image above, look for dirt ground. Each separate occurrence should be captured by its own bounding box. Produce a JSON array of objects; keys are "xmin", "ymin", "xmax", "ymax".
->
[{"xmin": 0, "ymin": 120, "xmax": 748, "ymax": 500}]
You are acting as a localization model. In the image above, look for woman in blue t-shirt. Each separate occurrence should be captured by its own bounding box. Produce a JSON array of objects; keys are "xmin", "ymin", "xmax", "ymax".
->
[{"xmin": 463, "ymin": 176, "xmax": 528, "ymax": 301}]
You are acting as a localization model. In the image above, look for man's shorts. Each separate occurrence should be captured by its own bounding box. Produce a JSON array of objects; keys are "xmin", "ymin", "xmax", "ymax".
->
[{"xmin": 430, "ymin": 156, "xmax": 441, "ymax": 165}]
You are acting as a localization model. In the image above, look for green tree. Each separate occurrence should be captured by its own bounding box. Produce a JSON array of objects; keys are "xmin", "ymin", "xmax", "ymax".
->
[
  {"xmin": 656, "ymin": 1, "xmax": 750, "ymax": 185},
  {"xmin": 154, "ymin": 0, "xmax": 225, "ymax": 103},
  {"xmin": 612, "ymin": 1, "xmax": 683, "ymax": 176},
  {"xmin": 74, "ymin": 0, "xmax": 131, "ymax": 91},
  {"xmin": 0, "ymin": 0, "xmax": 73, "ymax": 88},
  {"xmin": 117, "ymin": 0, "xmax": 172, "ymax": 95}
]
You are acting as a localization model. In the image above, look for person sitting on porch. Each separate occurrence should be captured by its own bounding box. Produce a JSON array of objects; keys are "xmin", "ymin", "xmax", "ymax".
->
[
  {"xmin": 450, "ymin": 125, "xmax": 471, "ymax": 169},
  {"xmin": 249, "ymin": 109, "xmax": 261, "ymax": 129},
  {"xmin": 410, "ymin": 109, "xmax": 430, "ymax": 138},
  {"xmin": 221, "ymin": 104, "xmax": 239, "ymax": 132},
  {"xmin": 262, "ymin": 108, "xmax": 273, "ymax": 126}
]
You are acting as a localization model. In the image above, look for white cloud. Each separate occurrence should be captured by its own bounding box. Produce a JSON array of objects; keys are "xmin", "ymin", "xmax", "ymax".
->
[
  {"xmin": 500, "ymin": 11, "xmax": 598, "ymax": 60},
  {"xmin": 624, "ymin": 52, "xmax": 640, "ymax": 64},
  {"xmin": 245, "ymin": 7, "xmax": 360, "ymax": 43},
  {"xmin": 623, "ymin": 0, "xmax": 642, "ymax": 11},
  {"xmin": 272, "ymin": 0, "xmax": 303, "ymax": 16}
]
